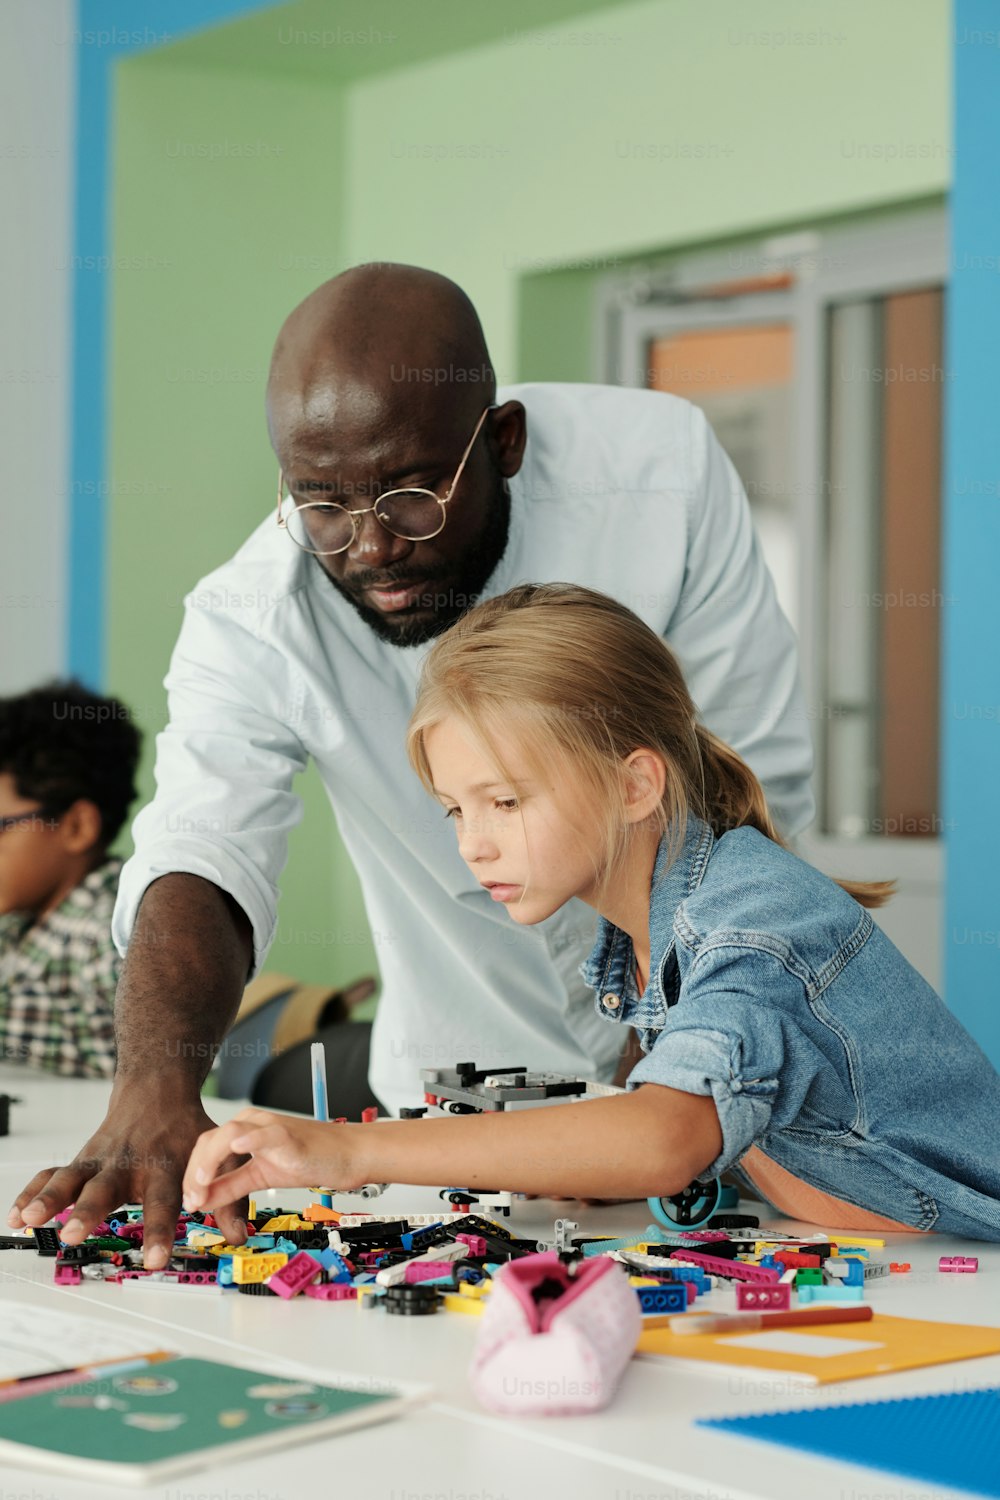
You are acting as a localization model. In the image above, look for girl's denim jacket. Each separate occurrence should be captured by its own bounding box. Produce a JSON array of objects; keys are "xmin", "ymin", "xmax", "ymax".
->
[{"xmin": 580, "ymin": 816, "xmax": 1000, "ymax": 1240}]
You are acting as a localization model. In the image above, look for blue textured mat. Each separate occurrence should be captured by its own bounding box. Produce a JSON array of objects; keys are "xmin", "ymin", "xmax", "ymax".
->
[{"xmin": 700, "ymin": 1387, "xmax": 1000, "ymax": 1498}]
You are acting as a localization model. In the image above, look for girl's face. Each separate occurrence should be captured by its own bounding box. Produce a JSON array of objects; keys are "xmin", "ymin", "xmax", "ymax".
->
[{"xmin": 423, "ymin": 716, "xmax": 607, "ymax": 924}]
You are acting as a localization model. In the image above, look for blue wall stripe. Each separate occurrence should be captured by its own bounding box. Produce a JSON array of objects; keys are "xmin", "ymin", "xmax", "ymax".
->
[
  {"xmin": 942, "ymin": 0, "xmax": 1000, "ymax": 1064},
  {"xmin": 68, "ymin": 0, "xmax": 285, "ymax": 687}
]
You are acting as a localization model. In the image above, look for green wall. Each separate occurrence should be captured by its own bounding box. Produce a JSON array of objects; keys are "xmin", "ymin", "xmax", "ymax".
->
[
  {"xmin": 108, "ymin": 0, "xmax": 949, "ymax": 1001},
  {"xmin": 107, "ymin": 57, "xmax": 379, "ymax": 1002},
  {"xmin": 343, "ymin": 0, "xmax": 949, "ymax": 380}
]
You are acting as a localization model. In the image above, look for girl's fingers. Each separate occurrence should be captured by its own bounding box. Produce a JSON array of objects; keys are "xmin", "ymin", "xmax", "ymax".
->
[
  {"xmin": 229, "ymin": 1124, "xmax": 290, "ymax": 1155},
  {"xmin": 190, "ymin": 1162, "xmax": 264, "ymax": 1213},
  {"xmin": 183, "ymin": 1118, "xmax": 257, "ymax": 1200},
  {"xmin": 230, "ymin": 1107, "xmax": 276, "ymax": 1128},
  {"xmin": 185, "ymin": 1126, "xmax": 296, "ymax": 1211}
]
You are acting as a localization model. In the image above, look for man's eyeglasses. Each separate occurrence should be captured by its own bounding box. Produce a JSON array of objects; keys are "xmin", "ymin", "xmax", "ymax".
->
[
  {"xmin": 277, "ymin": 405, "xmax": 494, "ymax": 557},
  {"xmin": 0, "ymin": 806, "xmax": 64, "ymax": 834}
]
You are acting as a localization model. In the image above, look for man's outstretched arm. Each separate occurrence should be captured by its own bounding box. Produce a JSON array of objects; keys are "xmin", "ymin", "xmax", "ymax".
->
[{"xmin": 9, "ymin": 873, "xmax": 254, "ymax": 1268}]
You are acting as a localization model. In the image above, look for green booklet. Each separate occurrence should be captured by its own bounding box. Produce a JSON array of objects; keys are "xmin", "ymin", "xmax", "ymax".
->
[{"xmin": 0, "ymin": 1355, "xmax": 423, "ymax": 1484}]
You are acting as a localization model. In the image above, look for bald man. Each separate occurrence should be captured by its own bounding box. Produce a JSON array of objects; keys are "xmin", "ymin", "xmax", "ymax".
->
[{"xmin": 10, "ymin": 264, "xmax": 813, "ymax": 1266}]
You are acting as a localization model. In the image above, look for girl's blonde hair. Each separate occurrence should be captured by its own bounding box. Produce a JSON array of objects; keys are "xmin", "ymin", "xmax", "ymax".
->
[{"xmin": 406, "ymin": 582, "xmax": 893, "ymax": 910}]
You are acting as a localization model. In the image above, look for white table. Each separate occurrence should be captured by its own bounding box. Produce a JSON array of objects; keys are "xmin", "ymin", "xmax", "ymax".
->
[{"xmin": 0, "ymin": 1064, "xmax": 996, "ymax": 1500}]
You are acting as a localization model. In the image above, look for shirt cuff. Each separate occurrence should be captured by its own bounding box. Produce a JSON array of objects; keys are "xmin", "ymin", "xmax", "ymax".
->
[
  {"xmin": 112, "ymin": 840, "xmax": 278, "ymax": 979},
  {"xmin": 626, "ymin": 1026, "xmax": 779, "ymax": 1178}
]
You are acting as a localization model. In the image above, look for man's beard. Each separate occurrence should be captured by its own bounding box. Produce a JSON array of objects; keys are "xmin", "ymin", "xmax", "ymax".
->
[{"xmin": 313, "ymin": 483, "xmax": 511, "ymax": 648}]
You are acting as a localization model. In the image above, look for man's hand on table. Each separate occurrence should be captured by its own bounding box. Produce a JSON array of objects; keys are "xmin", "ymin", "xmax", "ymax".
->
[{"xmin": 7, "ymin": 1087, "xmax": 250, "ymax": 1269}]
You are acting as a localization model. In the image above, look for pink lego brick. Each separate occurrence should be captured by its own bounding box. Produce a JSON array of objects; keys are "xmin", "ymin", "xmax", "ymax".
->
[
  {"xmin": 54, "ymin": 1264, "xmax": 82, "ymax": 1286},
  {"xmin": 939, "ymin": 1255, "xmax": 979, "ymax": 1273},
  {"xmin": 115, "ymin": 1269, "xmax": 179, "ymax": 1281},
  {"xmin": 304, "ymin": 1282, "xmax": 358, "ymax": 1301},
  {"xmin": 456, "ymin": 1234, "xmax": 488, "ymax": 1256},
  {"xmin": 267, "ymin": 1250, "xmax": 322, "ymax": 1300},
  {"xmin": 404, "ymin": 1262, "xmax": 454, "ymax": 1284},
  {"xmin": 682, "ymin": 1230, "xmax": 732, "ymax": 1242},
  {"xmin": 176, "ymin": 1270, "xmax": 217, "ymax": 1284},
  {"xmin": 736, "ymin": 1282, "xmax": 792, "ymax": 1311},
  {"xmin": 669, "ymin": 1250, "xmax": 780, "ymax": 1284}
]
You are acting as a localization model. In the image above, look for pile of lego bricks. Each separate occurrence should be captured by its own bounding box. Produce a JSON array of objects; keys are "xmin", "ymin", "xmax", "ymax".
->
[
  {"xmin": 584, "ymin": 1219, "xmax": 923, "ymax": 1318},
  {"xmin": 0, "ymin": 1204, "xmax": 552, "ymax": 1315},
  {"xmin": 0, "ymin": 1206, "xmax": 972, "ymax": 1320}
]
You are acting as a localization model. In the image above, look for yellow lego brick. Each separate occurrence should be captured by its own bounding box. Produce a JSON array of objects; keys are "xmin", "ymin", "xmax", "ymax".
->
[
  {"xmin": 830, "ymin": 1237, "xmax": 885, "ymax": 1251},
  {"xmin": 628, "ymin": 1276, "xmax": 664, "ymax": 1287},
  {"xmin": 259, "ymin": 1215, "xmax": 314, "ymax": 1232},
  {"xmin": 457, "ymin": 1280, "xmax": 490, "ymax": 1299},
  {"xmin": 442, "ymin": 1293, "xmax": 486, "ymax": 1316},
  {"xmin": 231, "ymin": 1252, "xmax": 288, "ymax": 1284},
  {"xmin": 186, "ymin": 1229, "xmax": 225, "ymax": 1249},
  {"xmin": 208, "ymin": 1243, "xmax": 255, "ymax": 1257}
]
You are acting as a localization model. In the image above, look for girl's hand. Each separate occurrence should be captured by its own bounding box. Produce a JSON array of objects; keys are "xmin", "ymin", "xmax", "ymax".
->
[{"xmin": 182, "ymin": 1108, "xmax": 354, "ymax": 1217}]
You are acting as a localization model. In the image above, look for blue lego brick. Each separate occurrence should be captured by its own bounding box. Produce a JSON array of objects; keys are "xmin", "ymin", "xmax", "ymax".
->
[
  {"xmin": 400, "ymin": 1224, "xmax": 443, "ymax": 1251},
  {"xmin": 303, "ymin": 1248, "xmax": 352, "ymax": 1282},
  {"xmin": 668, "ymin": 1265, "xmax": 710, "ymax": 1293},
  {"xmin": 636, "ymin": 1283, "xmax": 687, "ymax": 1314},
  {"xmin": 797, "ymin": 1284, "xmax": 865, "ymax": 1305}
]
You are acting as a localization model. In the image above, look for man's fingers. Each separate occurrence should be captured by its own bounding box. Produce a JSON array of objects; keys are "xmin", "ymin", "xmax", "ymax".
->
[
  {"xmin": 139, "ymin": 1185, "xmax": 183, "ymax": 1270},
  {"xmin": 11, "ymin": 1164, "xmax": 93, "ymax": 1229},
  {"xmin": 8, "ymin": 1168, "xmax": 64, "ymax": 1226},
  {"xmin": 213, "ymin": 1191, "xmax": 250, "ymax": 1248},
  {"xmin": 58, "ymin": 1169, "xmax": 131, "ymax": 1243}
]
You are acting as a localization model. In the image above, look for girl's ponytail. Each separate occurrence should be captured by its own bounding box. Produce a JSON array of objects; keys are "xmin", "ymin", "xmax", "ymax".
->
[
  {"xmin": 694, "ymin": 723, "xmax": 782, "ymax": 844},
  {"xmin": 694, "ymin": 724, "xmax": 895, "ymax": 911}
]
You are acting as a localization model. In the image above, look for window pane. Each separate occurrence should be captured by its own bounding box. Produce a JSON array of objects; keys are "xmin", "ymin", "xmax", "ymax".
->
[
  {"xmin": 823, "ymin": 288, "xmax": 943, "ymax": 837},
  {"xmin": 647, "ymin": 323, "xmax": 797, "ymax": 632}
]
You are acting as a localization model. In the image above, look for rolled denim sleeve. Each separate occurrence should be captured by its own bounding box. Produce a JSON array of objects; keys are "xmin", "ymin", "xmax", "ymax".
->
[
  {"xmin": 112, "ymin": 591, "xmax": 310, "ymax": 977},
  {"xmin": 625, "ymin": 946, "xmax": 818, "ymax": 1177},
  {"xmin": 667, "ymin": 405, "xmax": 815, "ymax": 839}
]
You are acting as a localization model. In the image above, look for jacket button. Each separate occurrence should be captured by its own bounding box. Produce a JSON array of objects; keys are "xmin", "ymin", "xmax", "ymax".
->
[{"xmin": 602, "ymin": 993, "xmax": 621, "ymax": 1010}]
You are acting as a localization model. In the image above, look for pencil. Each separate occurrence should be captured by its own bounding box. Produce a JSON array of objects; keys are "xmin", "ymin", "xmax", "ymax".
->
[
  {"xmin": 668, "ymin": 1305, "xmax": 874, "ymax": 1336},
  {"xmin": 310, "ymin": 1042, "xmax": 333, "ymax": 1210}
]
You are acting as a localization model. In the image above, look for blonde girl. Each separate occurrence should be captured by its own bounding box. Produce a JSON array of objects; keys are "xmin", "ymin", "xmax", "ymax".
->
[{"xmin": 184, "ymin": 584, "xmax": 1000, "ymax": 1238}]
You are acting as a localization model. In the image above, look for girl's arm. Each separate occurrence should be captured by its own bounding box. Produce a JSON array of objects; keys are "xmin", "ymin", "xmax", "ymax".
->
[{"xmin": 182, "ymin": 1084, "xmax": 723, "ymax": 1215}]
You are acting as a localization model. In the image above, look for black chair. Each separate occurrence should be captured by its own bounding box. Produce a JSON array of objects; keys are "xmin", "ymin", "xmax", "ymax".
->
[
  {"xmin": 213, "ymin": 972, "xmax": 381, "ymax": 1117},
  {"xmin": 250, "ymin": 1019, "xmax": 382, "ymax": 1118}
]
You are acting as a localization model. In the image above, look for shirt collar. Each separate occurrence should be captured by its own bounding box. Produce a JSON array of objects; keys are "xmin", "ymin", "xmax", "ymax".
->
[{"xmin": 579, "ymin": 815, "xmax": 715, "ymax": 1027}]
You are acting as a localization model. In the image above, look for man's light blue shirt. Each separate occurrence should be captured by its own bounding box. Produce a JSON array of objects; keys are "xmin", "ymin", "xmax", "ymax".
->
[{"xmin": 113, "ymin": 383, "xmax": 814, "ymax": 1114}]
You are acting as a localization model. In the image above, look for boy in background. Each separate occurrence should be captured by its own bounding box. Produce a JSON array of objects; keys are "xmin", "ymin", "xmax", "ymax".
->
[{"xmin": 0, "ymin": 681, "xmax": 141, "ymax": 1078}]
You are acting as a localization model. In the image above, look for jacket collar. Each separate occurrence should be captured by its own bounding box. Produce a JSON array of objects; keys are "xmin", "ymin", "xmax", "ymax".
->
[{"xmin": 579, "ymin": 815, "xmax": 715, "ymax": 1026}]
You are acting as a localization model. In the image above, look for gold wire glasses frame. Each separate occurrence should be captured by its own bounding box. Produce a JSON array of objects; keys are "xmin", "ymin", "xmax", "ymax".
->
[{"xmin": 276, "ymin": 404, "xmax": 495, "ymax": 556}]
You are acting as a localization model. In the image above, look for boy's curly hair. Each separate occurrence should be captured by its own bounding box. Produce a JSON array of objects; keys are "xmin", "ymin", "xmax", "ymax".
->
[{"xmin": 0, "ymin": 679, "xmax": 141, "ymax": 849}]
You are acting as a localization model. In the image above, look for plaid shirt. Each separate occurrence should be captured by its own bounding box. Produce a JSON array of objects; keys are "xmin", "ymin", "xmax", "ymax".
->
[{"xmin": 0, "ymin": 857, "xmax": 121, "ymax": 1079}]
